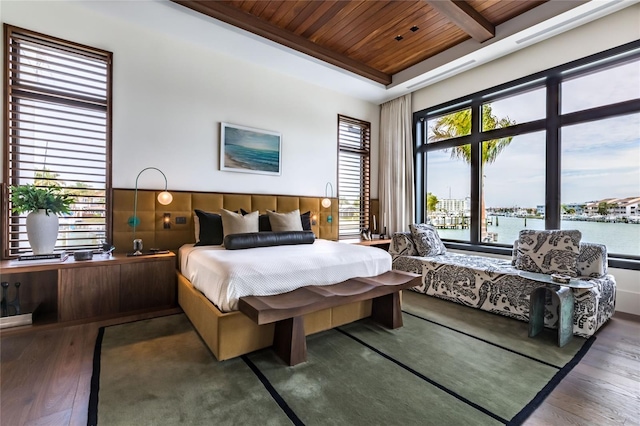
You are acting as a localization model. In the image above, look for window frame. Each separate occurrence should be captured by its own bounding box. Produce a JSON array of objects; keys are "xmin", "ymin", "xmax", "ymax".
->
[
  {"xmin": 2, "ymin": 24, "xmax": 113, "ymax": 259},
  {"xmin": 337, "ymin": 114, "xmax": 371, "ymax": 239},
  {"xmin": 414, "ymin": 39, "xmax": 640, "ymax": 270}
]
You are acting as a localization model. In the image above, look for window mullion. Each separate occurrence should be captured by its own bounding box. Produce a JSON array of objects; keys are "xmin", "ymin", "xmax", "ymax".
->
[
  {"xmin": 470, "ymin": 101, "xmax": 482, "ymax": 244},
  {"xmin": 546, "ymin": 75, "xmax": 561, "ymax": 229}
]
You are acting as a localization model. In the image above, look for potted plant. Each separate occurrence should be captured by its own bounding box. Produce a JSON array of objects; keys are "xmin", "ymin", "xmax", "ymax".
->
[{"xmin": 10, "ymin": 184, "xmax": 73, "ymax": 255}]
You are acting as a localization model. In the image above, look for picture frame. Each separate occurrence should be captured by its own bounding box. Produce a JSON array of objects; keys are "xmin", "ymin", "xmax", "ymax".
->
[{"xmin": 220, "ymin": 122, "xmax": 282, "ymax": 176}]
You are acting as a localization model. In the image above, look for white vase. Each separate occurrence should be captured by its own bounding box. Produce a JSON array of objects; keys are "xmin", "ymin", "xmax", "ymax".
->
[{"xmin": 26, "ymin": 209, "xmax": 59, "ymax": 255}]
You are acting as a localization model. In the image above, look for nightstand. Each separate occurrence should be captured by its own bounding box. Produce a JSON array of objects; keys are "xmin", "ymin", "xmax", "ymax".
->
[{"xmin": 341, "ymin": 238, "xmax": 392, "ymax": 251}]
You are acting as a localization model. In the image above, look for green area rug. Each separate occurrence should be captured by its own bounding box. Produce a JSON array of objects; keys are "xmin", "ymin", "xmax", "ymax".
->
[{"xmin": 88, "ymin": 291, "xmax": 594, "ymax": 425}]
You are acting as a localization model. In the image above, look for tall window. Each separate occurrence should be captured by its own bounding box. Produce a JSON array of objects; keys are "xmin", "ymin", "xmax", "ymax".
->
[
  {"xmin": 338, "ymin": 115, "xmax": 370, "ymax": 238},
  {"xmin": 415, "ymin": 40, "xmax": 640, "ymax": 264},
  {"xmin": 4, "ymin": 25, "xmax": 112, "ymax": 257}
]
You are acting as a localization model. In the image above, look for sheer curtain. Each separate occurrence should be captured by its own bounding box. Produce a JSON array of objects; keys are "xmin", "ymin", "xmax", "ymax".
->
[{"xmin": 379, "ymin": 94, "xmax": 415, "ymax": 235}]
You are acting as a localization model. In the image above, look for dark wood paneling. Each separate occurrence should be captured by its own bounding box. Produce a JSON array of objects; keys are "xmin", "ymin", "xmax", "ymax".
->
[
  {"xmin": 171, "ymin": 0, "xmax": 547, "ymax": 82},
  {"xmin": 58, "ymin": 265, "xmax": 120, "ymax": 322},
  {"xmin": 119, "ymin": 258, "xmax": 176, "ymax": 312}
]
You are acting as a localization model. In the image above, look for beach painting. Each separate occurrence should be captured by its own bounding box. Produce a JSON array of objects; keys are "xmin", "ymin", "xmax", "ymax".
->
[{"xmin": 220, "ymin": 122, "xmax": 282, "ymax": 175}]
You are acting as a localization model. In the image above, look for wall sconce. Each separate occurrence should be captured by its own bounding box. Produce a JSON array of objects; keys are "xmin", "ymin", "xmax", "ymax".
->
[
  {"xmin": 322, "ymin": 182, "xmax": 334, "ymax": 226},
  {"xmin": 128, "ymin": 167, "xmax": 173, "ymax": 255},
  {"xmin": 321, "ymin": 182, "xmax": 333, "ymax": 208},
  {"xmin": 163, "ymin": 213, "xmax": 171, "ymax": 229},
  {"xmin": 311, "ymin": 213, "xmax": 318, "ymax": 226}
]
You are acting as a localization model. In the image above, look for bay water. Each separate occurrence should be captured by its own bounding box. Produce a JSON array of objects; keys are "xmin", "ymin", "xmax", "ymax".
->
[{"xmin": 436, "ymin": 216, "xmax": 639, "ymax": 256}]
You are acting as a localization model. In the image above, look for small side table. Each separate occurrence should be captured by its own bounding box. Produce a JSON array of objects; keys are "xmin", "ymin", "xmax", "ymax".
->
[
  {"xmin": 519, "ymin": 271, "xmax": 594, "ymax": 347},
  {"xmin": 340, "ymin": 238, "xmax": 392, "ymax": 251}
]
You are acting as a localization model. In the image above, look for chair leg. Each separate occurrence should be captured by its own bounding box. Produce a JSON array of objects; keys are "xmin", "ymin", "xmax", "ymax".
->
[
  {"xmin": 528, "ymin": 287, "xmax": 546, "ymax": 338},
  {"xmin": 555, "ymin": 286, "xmax": 575, "ymax": 347}
]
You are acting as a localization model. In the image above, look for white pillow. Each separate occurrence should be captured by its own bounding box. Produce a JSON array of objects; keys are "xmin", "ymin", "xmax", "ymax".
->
[
  {"xmin": 219, "ymin": 209, "xmax": 259, "ymax": 237},
  {"xmin": 267, "ymin": 209, "xmax": 304, "ymax": 232}
]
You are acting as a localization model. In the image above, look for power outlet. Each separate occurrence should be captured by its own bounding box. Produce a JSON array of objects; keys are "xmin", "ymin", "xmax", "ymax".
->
[{"xmin": 176, "ymin": 216, "xmax": 187, "ymax": 224}]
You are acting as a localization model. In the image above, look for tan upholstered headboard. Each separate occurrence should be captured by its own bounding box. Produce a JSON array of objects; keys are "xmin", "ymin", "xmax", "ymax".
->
[{"xmin": 112, "ymin": 189, "xmax": 339, "ymax": 253}]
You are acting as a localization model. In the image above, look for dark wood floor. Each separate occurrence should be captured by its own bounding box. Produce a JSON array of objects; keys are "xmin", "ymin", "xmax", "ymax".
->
[{"xmin": 1, "ymin": 310, "xmax": 638, "ymax": 425}]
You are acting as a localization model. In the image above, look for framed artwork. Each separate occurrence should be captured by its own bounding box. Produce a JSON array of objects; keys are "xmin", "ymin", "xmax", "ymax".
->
[{"xmin": 220, "ymin": 122, "xmax": 282, "ymax": 176}]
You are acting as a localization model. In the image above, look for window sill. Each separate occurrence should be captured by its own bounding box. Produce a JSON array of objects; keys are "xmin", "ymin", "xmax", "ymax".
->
[{"xmin": 442, "ymin": 241, "xmax": 640, "ymax": 271}]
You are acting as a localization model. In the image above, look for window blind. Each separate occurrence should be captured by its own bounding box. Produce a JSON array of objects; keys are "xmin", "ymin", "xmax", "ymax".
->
[
  {"xmin": 4, "ymin": 25, "xmax": 112, "ymax": 257},
  {"xmin": 338, "ymin": 115, "xmax": 370, "ymax": 238}
]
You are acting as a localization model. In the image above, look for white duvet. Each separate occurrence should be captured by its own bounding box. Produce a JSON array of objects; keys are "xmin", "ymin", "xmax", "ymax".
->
[{"xmin": 179, "ymin": 239, "xmax": 392, "ymax": 312}]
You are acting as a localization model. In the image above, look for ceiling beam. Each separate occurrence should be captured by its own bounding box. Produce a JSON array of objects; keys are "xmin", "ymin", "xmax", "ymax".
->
[
  {"xmin": 171, "ymin": 0, "xmax": 392, "ymax": 85},
  {"xmin": 425, "ymin": 0, "xmax": 495, "ymax": 42}
]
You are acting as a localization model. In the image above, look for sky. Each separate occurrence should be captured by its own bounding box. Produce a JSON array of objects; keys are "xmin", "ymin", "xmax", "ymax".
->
[{"xmin": 426, "ymin": 60, "xmax": 640, "ymax": 208}]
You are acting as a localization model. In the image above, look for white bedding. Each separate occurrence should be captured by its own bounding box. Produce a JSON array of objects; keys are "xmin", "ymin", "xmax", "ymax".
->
[{"xmin": 179, "ymin": 239, "xmax": 392, "ymax": 312}]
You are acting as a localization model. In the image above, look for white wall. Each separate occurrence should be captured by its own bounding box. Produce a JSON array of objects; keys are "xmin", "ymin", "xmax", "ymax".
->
[
  {"xmin": 413, "ymin": 4, "xmax": 640, "ymax": 111},
  {"xmin": 414, "ymin": 6, "xmax": 640, "ymax": 315},
  {"xmin": 0, "ymin": 1, "xmax": 380, "ymax": 198}
]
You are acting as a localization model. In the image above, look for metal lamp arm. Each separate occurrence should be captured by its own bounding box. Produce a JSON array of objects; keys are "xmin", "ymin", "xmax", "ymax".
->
[{"xmin": 132, "ymin": 167, "xmax": 169, "ymax": 240}]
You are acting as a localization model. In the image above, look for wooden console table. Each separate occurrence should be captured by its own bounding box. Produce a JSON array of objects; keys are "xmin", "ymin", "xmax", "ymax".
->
[
  {"xmin": 0, "ymin": 252, "xmax": 176, "ymax": 332},
  {"xmin": 238, "ymin": 270, "xmax": 420, "ymax": 366}
]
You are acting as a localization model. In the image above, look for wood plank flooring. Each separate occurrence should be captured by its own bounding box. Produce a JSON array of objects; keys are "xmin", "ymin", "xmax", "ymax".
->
[{"xmin": 1, "ymin": 310, "xmax": 638, "ymax": 425}]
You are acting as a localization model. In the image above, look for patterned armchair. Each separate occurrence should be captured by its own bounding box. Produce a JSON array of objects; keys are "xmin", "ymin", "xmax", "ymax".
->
[{"xmin": 390, "ymin": 231, "xmax": 616, "ymax": 338}]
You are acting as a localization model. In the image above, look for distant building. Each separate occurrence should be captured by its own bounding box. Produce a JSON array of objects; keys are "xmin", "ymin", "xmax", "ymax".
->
[
  {"xmin": 536, "ymin": 205, "xmax": 544, "ymax": 215},
  {"xmin": 612, "ymin": 197, "xmax": 640, "ymax": 216},
  {"xmin": 436, "ymin": 198, "xmax": 468, "ymax": 215},
  {"xmin": 583, "ymin": 197, "xmax": 640, "ymax": 216},
  {"xmin": 562, "ymin": 203, "xmax": 585, "ymax": 215}
]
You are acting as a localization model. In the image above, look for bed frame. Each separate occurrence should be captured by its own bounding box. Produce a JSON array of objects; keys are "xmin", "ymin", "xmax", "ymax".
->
[
  {"xmin": 111, "ymin": 188, "xmax": 379, "ymax": 361},
  {"xmin": 178, "ymin": 271, "xmax": 373, "ymax": 360}
]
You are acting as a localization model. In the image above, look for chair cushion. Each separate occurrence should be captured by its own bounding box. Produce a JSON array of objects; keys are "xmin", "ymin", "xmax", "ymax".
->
[
  {"xmin": 409, "ymin": 224, "xmax": 447, "ymax": 256},
  {"xmin": 515, "ymin": 229, "xmax": 581, "ymax": 276}
]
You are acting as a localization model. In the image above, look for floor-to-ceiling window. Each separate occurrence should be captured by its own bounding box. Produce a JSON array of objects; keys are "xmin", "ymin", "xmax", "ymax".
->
[
  {"xmin": 338, "ymin": 115, "xmax": 370, "ymax": 239},
  {"xmin": 414, "ymin": 40, "xmax": 640, "ymax": 266},
  {"xmin": 3, "ymin": 25, "xmax": 112, "ymax": 258}
]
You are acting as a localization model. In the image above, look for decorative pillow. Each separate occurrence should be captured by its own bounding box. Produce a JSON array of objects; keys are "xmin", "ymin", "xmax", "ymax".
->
[
  {"xmin": 515, "ymin": 229, "xmax": 581, "ymax": 276},
  {"xmin": 300, "ymin": 211, "xmax": 312, "ymax": 231},
  {"xmin": 194, "ymin": 209, "xmax": 224, "ymax": 246},
  {"xmin": 389, "ymin": 232, "xmax": 419, "ymax": 257},
  {"xmin": 194, "ymin": 214, "xmax": 200, "ymax": 243},
  {"xmin": 577, "ymin": 242, "xmax": 608, "ymax": 278},
  {"xmin": 267, "ymin": 209, "xmax": 304, "ymax": 232},
  {"xmin": 241, "ymin": 210, "xmax": 312, "ymax": 232},
  {"xmin": 224, "ymin": 231, "xmax": 315, "ymax": 250},
  {"xmin": 258, "ymin": 214, "xmax": 272, "ymax": 232},
  {"xmin": 219, "ymin": 209, "xmax": 259, "ymax": 238},
  {"xmin": 409, "ymin": 224, "xmax": 447, "ymax": 256}
]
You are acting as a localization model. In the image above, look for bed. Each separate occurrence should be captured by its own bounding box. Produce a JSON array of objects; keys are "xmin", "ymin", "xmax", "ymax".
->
[{"xmin": 178, "ymin": 239, "xmax": 392, "ymax": 361}]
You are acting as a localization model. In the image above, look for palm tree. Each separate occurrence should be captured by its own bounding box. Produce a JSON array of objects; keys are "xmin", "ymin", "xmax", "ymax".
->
[
  {"xmin": 427, "ymin": 192, "xmax": 439, "ymax": 213},
  {"xmin": 429, "ymin": 104, "xmax": 516, "ymax": 240}
]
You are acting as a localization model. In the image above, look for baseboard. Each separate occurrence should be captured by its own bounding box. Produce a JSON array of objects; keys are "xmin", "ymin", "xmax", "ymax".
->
[{"xmin": 614, "ymin": 289, "xmax": 640, "ymax": 316}]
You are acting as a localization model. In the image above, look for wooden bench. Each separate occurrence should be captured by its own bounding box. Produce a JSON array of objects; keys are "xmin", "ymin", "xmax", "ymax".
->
[{"xmin": 238, "ymin": 270, "xmax": 421, "ymax": 366}]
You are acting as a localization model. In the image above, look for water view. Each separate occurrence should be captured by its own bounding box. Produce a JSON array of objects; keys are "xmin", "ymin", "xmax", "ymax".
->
[{"xmin": 436, "ymin": 216, "xmax": 640, "ymax": 256}]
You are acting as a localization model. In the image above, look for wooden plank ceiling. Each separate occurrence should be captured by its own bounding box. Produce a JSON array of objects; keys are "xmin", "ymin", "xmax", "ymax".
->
[{"xmin": 172, "ymin": 0, "xmax": 546, "ymax": 85}]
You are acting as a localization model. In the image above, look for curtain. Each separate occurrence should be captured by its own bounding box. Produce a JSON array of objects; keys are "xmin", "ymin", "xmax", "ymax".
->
[{"xmin": 379, "ymin": 94, "xmax": 415, "ymax": 235}]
